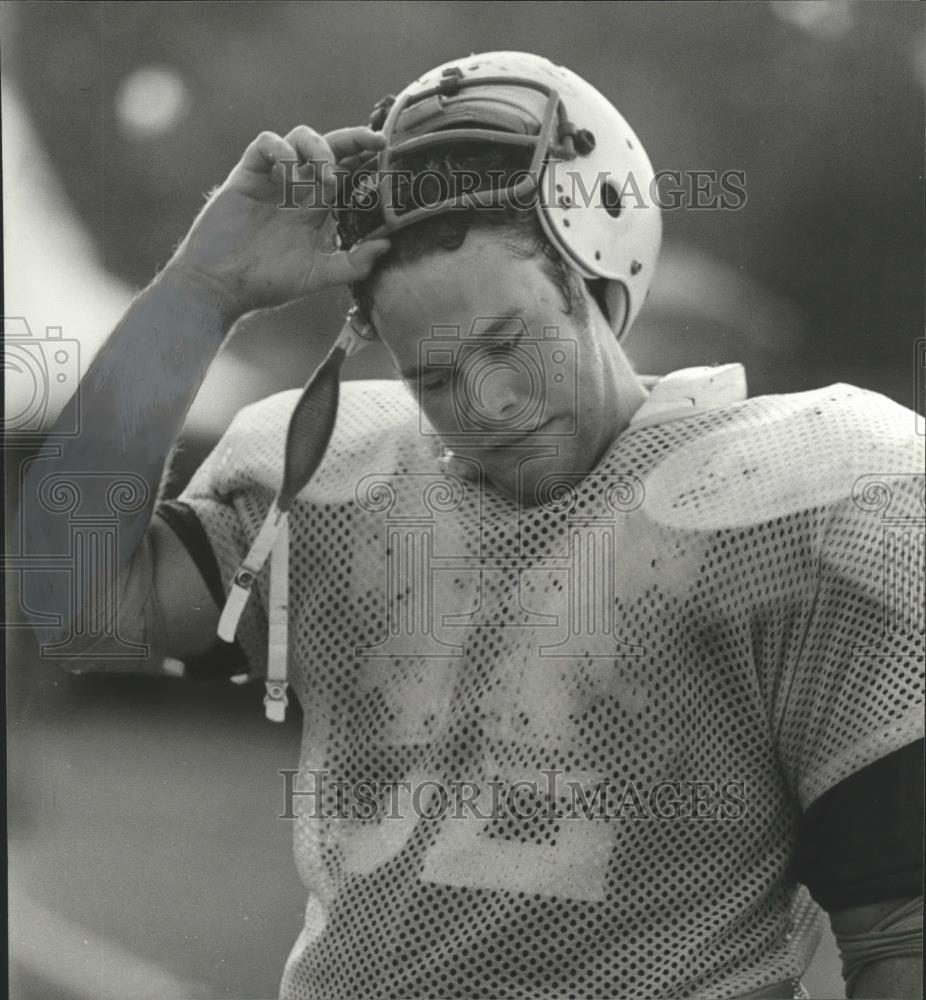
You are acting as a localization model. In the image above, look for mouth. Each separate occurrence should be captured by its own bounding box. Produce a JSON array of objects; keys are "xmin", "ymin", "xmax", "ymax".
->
[
  {"xmin": 460, "ymin": 418, "xmax": 559, "ymax": 453},
  {"xmin": 436, "ymin": 421, "xmax": 569, "ymax": 486}
]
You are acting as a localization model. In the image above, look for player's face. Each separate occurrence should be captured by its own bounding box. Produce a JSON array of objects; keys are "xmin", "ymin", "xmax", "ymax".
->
[{"xmin": 370, "ymin": 228, "xmax": 647, "ymax": 506}]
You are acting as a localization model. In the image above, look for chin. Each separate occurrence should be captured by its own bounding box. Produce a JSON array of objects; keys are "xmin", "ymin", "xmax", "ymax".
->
[
  {"xmin": 457, "ymin": 437, "xmax": 594, "ymax": 508},
  {"xmin": 493, "ymin": 456, "xmax": 581, "ymax": 508},
  {"xmin": 492, "ymin": 478, "xmax": 542, "ymax": 508}
]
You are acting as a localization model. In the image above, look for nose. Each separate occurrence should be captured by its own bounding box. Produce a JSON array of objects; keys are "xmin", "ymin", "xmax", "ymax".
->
[
  {"xmin": 471, "ymin": 359, "xmax": 526, "ymax": 422},
  {"xmin": 451, "ymin": 349, "xmax": 545, "ymax": 443}
]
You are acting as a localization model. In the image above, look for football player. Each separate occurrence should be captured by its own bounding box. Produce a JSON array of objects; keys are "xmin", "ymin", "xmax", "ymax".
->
[{"xmin": 22, "ymin": 52, "xmax": 923, "ymax": 999}]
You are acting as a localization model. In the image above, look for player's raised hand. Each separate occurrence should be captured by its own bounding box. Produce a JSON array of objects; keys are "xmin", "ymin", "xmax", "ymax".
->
[{"xmin": 167, "ymin": 125, "xmax": 390, "ymax": 316}]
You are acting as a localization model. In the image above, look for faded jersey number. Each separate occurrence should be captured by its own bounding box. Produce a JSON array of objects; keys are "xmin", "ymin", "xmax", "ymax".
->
[{"xmin": 341, "ymin": 770, "xmax": 614, "ymax": 902}]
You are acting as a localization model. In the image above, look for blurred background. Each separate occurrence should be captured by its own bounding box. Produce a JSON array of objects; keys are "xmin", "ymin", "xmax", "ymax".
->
[{"xmin": 3, "ymin": 2, "xmax": 924, "ymax": 997}]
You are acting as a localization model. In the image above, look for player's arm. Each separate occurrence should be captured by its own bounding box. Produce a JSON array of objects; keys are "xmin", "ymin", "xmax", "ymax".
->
[
  {"xmin": 145, "ymin": 514, "xmax": 222, "ymax": 662},
  {"xmin": 776, "ymin": 425, "xmax": 924, "ymax": 997},
  {"xmin": 829, "ymin": 897, "xmax": 923, "ymax": 999},
  {"xmin": 19, "ymin": 126, "xmax": 390, "ymax": 661},
  {"xmin": 792, "ymin": 741, "xmax": 924, "ymax": 1000}
]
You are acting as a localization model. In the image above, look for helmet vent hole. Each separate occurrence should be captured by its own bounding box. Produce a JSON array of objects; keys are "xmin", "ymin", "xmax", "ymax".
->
[
  {"xmin": 594, "ymin": 250, "xmax": 601, "ymax": 261},
  {"xmin": 626, "ymin": 139, "xmax": 634, "ymax": 150},
  {"xmin": 563, "ymin": 218, "xmax": 571, "ymax": 227},
  {"xmin": 601, "ymin": 181, "xmax": 623, "ymax": 218}
]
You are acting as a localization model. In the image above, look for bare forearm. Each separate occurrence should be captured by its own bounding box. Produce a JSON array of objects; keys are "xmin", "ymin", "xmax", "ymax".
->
[
  {"xmin": 19, "ymin": 265, "xmax": 238, "ymax": 640},
  {"xmin": 848, "ymin": 955, "xmax": 922, "ymax": 998},
  {"xmin": 17, "ymin": 124, "xmax": 389, "ymax": 649},
  {"xmin": 56, "ymin": 265, "xmax": 234, "ymax": 474},
  {"xmin": 832, "ymin": 898, "xmax": 924, "ymax": 1000}
]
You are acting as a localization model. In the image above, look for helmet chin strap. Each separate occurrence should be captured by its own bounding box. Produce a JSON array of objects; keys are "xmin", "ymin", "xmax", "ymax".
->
[
  {"xmin": 217, "ymin": 308, "xmax": 376, "ymax": 721},
  {"xmin": 604, "ymin": 283, "xmax": 630, "ymax": 340}
]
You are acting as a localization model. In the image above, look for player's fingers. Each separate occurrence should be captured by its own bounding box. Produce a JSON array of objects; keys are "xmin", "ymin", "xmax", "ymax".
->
[
  {"xmin": 238, "ymin": 131, "xmax": 297, "ymax": 175},
  {"xmin": 324, "ymin": 126, "xmax": 387, "ymax": 162},
  {"xmin": 283, "ymin": 125, "xmax": 338, "ymax": 200},
  {"xmin": 313, "ymin": 238, "xmax": 391, "ymax": 287},
  {"xmin": 283, "ymin": 125, "xmax": 335, "ymax": 169}
]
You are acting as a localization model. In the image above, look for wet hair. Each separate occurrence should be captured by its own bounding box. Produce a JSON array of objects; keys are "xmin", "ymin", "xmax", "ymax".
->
[{"xmin": 336, "ymin": 144, "xmax": 609, "ymax": 327}]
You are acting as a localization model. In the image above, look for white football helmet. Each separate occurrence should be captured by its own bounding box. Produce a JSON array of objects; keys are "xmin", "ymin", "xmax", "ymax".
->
[{"xmin": 344, "ymin": 51, "xmax": 662, "ymax": 338}]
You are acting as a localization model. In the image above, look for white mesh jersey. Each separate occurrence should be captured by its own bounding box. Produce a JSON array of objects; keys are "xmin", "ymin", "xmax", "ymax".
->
[{"xmin": 179, "ymin": 373, "xmax": 924, "ymax": 1000}]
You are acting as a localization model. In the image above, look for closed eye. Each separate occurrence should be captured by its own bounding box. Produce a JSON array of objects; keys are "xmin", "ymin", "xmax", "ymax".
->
[
  {"xmin": 485, "ymin": 337, "xmax": 522, "ymax": 356},
  {"xmin": 483, "ymin": 321, "xmax": 526, "ymax": 347},
  {"xmin": 414, "ymin": 368, "xmax": 452, "ymax": 394}
]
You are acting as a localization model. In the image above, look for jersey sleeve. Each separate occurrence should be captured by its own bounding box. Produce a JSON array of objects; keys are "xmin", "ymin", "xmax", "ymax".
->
[
  {"xmin": 151, "ymin": 498, "xmax": 249, "ymax": 680},
  {"xmin": 163, "ymin": 381, "xmax": 414, "ymax": 687},
  {"xmin": 163, "ymin": 400, "xmax": 292, "ymax": 684},
  {"xmin": 790, "ymin": 738, "xmax": 924, "ymax": 909},
  {"xmin": 774, "ymin": 394, "xmax": 925, "ymax": 812}
]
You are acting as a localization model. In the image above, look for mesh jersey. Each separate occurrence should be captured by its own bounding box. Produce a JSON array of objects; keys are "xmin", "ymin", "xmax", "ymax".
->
[{"xmin": 178, "ymin": 375, "xmax": 924, "ymax": 1000}]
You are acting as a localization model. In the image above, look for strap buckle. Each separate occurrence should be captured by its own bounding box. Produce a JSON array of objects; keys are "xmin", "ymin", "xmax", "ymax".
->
[{"xmin": 264, "ymin": 680, "xmax": 289, "ymax": 723}]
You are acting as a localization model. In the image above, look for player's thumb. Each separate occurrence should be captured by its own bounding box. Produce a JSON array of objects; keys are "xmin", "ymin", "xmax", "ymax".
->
[{"xmin": 323, "ymin": 239, "xmax": 391, "ymax": 286}]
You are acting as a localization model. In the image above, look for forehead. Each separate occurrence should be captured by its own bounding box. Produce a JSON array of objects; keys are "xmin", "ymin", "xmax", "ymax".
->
[{"xmin": 370, "ymin": 231, "xmax": 562, "ymax": 360}]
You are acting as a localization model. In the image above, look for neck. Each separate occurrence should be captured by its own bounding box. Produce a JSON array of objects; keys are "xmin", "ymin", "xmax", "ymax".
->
[{"xmin": 597, "ymin": 338, "xmax": 649, "ymax": 462}]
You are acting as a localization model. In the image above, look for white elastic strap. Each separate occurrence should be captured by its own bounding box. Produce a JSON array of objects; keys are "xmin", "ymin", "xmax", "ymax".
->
[
  {"xmin": 217, "ymin": 501, "xmax": 285, "ymax": 643},
  {"xmin": 265, "ymin": 516, "xmax": 290, "ymax": 722},
  {"xmin": 231, "ymin": 310, "xmax": 375, "ymax": 717}
]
